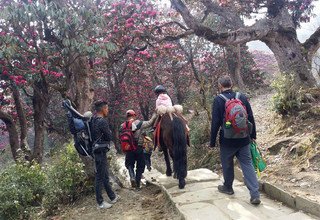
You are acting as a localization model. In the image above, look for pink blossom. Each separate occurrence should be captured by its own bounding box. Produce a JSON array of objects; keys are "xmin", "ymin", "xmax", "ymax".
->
[
  {"xmin": 125, "ymin": 23, "xmax": 134, "ymax": 28},
  {"xmin": 126, "ymin": 18, "xmax": 134, "ymax": 23}
]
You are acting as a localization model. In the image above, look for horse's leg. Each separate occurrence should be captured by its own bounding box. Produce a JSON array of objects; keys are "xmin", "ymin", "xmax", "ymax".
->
[
  {"xmin": 168, "ymin": 149, "xmax": 177, "ymax": 179},
  {"xmin": 172, "ymin": 116, "xmax": 188, "ymax": 189},
  {"xmin": 163, "ymin": 146, "xmax": 172, "ymax": 176}
]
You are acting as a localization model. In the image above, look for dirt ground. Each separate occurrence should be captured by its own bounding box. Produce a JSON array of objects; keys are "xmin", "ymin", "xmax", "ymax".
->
[
  {"xmin": 50, "ymin": 184, "xmax": 181, "ymax": 220},
  {"xmin": 250, "ymin": 92, "xmax": 320, "ymax": 203}
]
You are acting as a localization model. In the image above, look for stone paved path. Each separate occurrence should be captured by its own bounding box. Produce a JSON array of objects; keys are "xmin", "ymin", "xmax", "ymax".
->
[{"xmin": 142, "ymin": 168, "xmax": 318, "ymax": 220}]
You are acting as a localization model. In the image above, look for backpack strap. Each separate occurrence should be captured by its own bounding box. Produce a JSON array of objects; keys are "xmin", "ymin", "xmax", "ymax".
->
[
  {"xmin": 218, "ymin": 94, "xmax": 229, "ymax": 102},
  {"xmin": 235, "ymin": 92, "xmax": 241, "ymax": 99},
  {"xmin": 123, "ymin": 120, "xmax": 132, "ymax": 130},
  {"xmin": 136, "ymin": 121, "xmax": 143, "ymax": 130}
]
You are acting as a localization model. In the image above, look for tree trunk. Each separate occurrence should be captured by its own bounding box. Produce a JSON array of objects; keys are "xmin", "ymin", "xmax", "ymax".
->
[
  {"xmin": 72, "ymin": 58, "xmax": 94, "ymax": 113},
  {"xmin": 263, "ymin": 33, "xmax": 314, "ymax": 86},
  {"xmin": 70, "ymin": 57, "xmax": 96, "ymax": 177},
  {"xmin": 11, "ymin": 84, "xmax": 31, "ymax": 160},
  {"xmin": 235, "ymin": 44, "xmax": 245, "ymax": 89},
  {"xmin": 0, "ymin": 111, "xmax": 20, "ymax": 161},
  {"xmin": 225, "ymin": 46, "xmax": 245, "ymax": 89},
  {"xmin": 170, "ymin": 0, "xmax": 319, "ymax": 87},
  {"xmin": 32, "ymin": 80, "xmax": 50, "ymax": 163}
]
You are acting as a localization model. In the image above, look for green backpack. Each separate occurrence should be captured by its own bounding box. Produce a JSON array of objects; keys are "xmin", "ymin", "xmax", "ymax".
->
[{"xmin": 250, "ymin": 141, "xmax": 266, "ymax": 177}]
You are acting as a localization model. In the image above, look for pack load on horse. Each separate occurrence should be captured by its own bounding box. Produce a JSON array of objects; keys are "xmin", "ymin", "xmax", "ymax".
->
[{"xmin": 153, "ymin": 85, "xmax": 189, "ymax": 189}]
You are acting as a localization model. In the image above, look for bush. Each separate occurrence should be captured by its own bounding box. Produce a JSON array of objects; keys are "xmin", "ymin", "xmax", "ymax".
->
[
  {"xmin": 0, "ymin": 142, "xmax": 92, "ymax": 219},
  {"xmin": 188, "ymin": 145, "xmax": 220, "ymax": 170},
  {"xmin": 42, "ymin": 142, "xmax": 92, "ymax": 215},
  {"xmin": 0, "ymin": 161, "xmax": 46, "ymax": 220},
  {"xmin": 272, "ymin": 74, "xmax": 302, "ymax": 115},
  {"xmin": 189, "ymin": 112, "xmax": 211, "ymax": 146}
]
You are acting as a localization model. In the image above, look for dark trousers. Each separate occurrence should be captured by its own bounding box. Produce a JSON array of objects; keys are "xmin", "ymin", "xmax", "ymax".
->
[
  {"xmin": 144, "ymin": 152, "xmax": 151, "ymax": 169},
  {"xmin": 220, "ymin": 144, "xmax": 260, "ymax": 199},
  {"xmin": 125, "ymin": 147, "xmax": 145, "ymax": 187},
  {"xmin": 94, "ymin": 149, "xmax": 116, "ymax": 205}
]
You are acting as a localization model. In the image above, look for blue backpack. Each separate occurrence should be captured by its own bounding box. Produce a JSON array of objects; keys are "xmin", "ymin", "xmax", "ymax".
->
[{"xmin": 62, "ymin": 100, "xmax": 94, "ymax": 157}]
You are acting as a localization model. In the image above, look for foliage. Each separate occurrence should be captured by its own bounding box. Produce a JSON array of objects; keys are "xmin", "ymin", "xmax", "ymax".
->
[
  {"xmin": 188, "ymin": 145, "xmax": 220, "ymax": 171},
  {"xmin": 0, "ymin": 142, "xmax": 91, "ymax": 219},
  {"xmin": 42, "ymin": 142, "xmax": 91, "ymax": 215},
  {"xmin": 272, "ymin": 74, "xmax": 303, "ymax": 115},
  {"xmin": 189, "ymin": 113, "xmax": 211, "ymax": 146},
  {"xmin": 0, "ymin": 161, "xmax": 46, "ymax": 220}
]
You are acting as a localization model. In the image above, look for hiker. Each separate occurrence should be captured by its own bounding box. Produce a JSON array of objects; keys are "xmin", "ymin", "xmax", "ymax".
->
[
  {"xmin": 120, "ymin": 110, "xmax": 157, "ymax": 189},
  {"xmin": 209, "ymin": 75, "xmax": 261, "ymax": 205},
  {"xmin": 142, "ymin": 132, "xmax": 153, "ymax": 171},
  {"xmin": 91, "ymin": 100, "xmax": 120, "ymax": 209},
  {"xmin": 155, "ymin": 85, "xmax": 173, "ymax": 109},
  {"xmin": 153, "ymin": 85, "xmax": 190, "ymax": 149}
]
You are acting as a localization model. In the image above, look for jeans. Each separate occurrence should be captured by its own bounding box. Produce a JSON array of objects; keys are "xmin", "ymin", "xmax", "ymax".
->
[
  {"xmin": 220, "ymin": 144, "xmax": 260, "ymax": 199},
  {"xmin": 94, "ymin": 149, "xmax": 115, "ymax": 205},
  {"xmin": 125, "ymin": 147, "xmax": 145, "ymax": 187}
]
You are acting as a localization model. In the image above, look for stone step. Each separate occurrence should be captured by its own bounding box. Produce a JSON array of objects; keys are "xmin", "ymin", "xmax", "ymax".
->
[
  {"xmin": 113, "ymin": 156, "xmax": 318, "ymax": 220},
  {"xmin": 142, "ymin": 168, "xmax": 318, "ymax": 220}
]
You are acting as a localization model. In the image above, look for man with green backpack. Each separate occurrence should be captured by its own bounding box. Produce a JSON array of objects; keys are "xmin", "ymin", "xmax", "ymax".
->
[{"xmin": 209, "ymin": 75, "xmax": 261, "ymax": 205}]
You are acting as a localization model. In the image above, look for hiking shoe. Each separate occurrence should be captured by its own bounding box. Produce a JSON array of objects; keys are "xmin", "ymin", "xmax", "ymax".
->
[
  {"xmin": 98, "ymin": 202, "xmax": 112, "ymax": 209},
  {"xmin": 250, "ymin": 197, "xmax": 261, "ymax": 205},
  {"xmin": 218, "ymin": 185, "xmax": 234, "ymax": 195},
  {"xmin": 110, "ymin": 195, "xmax": 120, "ymax": 204},
  {"xmin": 130, "ymin": 179, "xmax": 137, "ymax": 188},
  {"xmin": 134, "ymin": 186, "xmax": 142, "ymax": 191}
]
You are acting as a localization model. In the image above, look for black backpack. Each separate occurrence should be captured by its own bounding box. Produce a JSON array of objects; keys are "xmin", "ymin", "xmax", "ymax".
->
[{"xmin": 62, "ymin": 99, "xmax": 94, "ymax": 157}]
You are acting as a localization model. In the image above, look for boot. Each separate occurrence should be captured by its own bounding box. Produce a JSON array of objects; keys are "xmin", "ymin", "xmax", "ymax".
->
[
  {"xmin": 135, "ymin": 174, "xmax": 141, "ymax": 191},
  {"xmin": 128, "ymin": 167, "xmax": 136, "ymax": 188}
]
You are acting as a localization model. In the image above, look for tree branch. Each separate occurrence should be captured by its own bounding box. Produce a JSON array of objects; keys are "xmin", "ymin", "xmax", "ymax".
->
[
  {"xmin": 160, "ymin": 30, "xmax": 194, "ymax": 42},
  {"xmin": 170, "ymin": 0, "xmax": 269, "ymax": 45},
  {"xmin": 200, "ymin": 0, "xmax": 243, "ymax": 27},
  {"xmin": 303, "ymin": 26, "xmax": 320, "ymax": 60}
]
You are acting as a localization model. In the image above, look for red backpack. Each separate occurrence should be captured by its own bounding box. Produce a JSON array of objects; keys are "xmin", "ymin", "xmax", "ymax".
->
[
  {"xmin": 119, "ymin": 120, "xmax": 142, "ymax": 152},
  {"xmin": 219, "ymin": 92, "xmax": 251, "ymax": 139}
]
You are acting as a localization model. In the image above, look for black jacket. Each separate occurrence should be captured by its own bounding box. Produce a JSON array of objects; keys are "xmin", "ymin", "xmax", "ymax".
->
[
  {"xmin": 91, "ymin": 116, "xmax": 112, "ymax": 145},
  {"xmin": 210, "ymin": 90, "xmax": 256, "ymax": 148}
]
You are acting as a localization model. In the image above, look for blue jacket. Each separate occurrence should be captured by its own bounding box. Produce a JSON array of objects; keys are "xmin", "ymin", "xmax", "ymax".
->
[{"xmin": 210, "ymin": 89, "xmax": 256, "ymax": 148}]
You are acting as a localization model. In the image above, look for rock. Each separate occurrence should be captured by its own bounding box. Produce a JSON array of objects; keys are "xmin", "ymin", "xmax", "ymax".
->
[
  {"xmin": 299, "ymin": 182, "xmax": 310, "ymax": 188},
  {"xmin": 290, "ymin": 178, "xmax": 296, "ymax": 183},
  {"xmin": 268, "ymin": 138, "xmax": 294, "ymax": 155}
]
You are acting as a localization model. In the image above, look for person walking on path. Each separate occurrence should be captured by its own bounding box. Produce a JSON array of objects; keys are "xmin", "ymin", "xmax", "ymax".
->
[
  {"xmin": 91, "ymin": 100, "xmax": 120, "ymax": 209},
  {"xmin": 121, "ymin": 110, "xmax": 157, "ymax": 190},
  {"xmin": 209, "ymin": 75, "xmax": 261, "ymax": 205}
]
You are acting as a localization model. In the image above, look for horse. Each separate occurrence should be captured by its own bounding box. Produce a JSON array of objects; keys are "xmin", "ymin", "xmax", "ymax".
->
[{"xmin": 158, "ymin": 113, "xmax": 188, "ymax": 189}]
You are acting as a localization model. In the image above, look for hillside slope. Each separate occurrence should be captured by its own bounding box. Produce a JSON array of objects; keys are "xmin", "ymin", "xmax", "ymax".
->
[{"xmin": 251, "ymin": 92, "xmax": 320, "ymax": 203}]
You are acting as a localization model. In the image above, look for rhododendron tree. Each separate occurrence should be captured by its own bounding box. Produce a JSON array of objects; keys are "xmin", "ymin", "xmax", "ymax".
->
[
  {"xmin": 170, "ymin": 0, "xmax": 320, "ymax": 87},
  {"xmin": 0, "ymin": 0, "xmax": 271, "ymax": 162}
]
